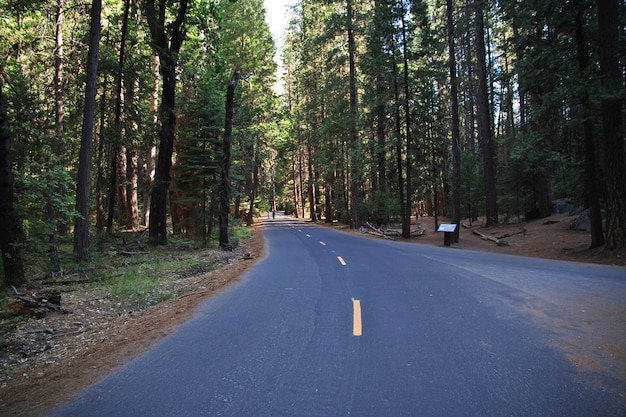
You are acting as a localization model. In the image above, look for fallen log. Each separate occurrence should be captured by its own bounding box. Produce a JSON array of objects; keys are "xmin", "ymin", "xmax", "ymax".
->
[
  {"xmin": 472, "ymin": 229, "xmax": 510, "ymax": 246},
  {"xmin": 364, "ymin": 229, "xmax": 394, "ymax": 240},
  {"xmin": 363, "ymin": 222, "xmax": 395, "ymax": 239},
  {"xmin": 472, "ymin": 229, "xmax": 500, "ymax": 243},
  {"xmin": 496, "ymin": 228, "xmax": 526, "ymax": 239},
  {"xmin": 117, "ymin": 251, "xmax": 146, "ymax": 256}
]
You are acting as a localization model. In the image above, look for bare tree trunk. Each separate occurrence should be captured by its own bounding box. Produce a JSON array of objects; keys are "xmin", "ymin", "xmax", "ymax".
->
[
  {"xmin": 347, "ymin": 0, "xmax": 360, "ymax": 229},
  {"xmin": 246, "ymin": 158, "xmax": 259, "ymax": 226},
  {"xmin": 575, "ymin": 10, "xmax": 604, "ymax": 248},
  {"xmin": 299, "ymin": 147, "xmax": 306, "ymax": 217},
  {"xmin": 393, "ymin": 48, "xmax": 405, "ymax": 229},
  {"xmin": 474, "ymin": 0, "xmax": 498, "ymax": 226},
  {"xmin": 291, "ymin": 154, "xmax": 300, "ymax": 218},
  {"xmin": 0, "ymin": 82, "xmax": 25, "ymax": 288},
  {"xmin": 447, "ymin": 0, "xmax": 462, "ymax": 243},
  {"xmin": 73, "ymin": 0, "xmax": 101, "ymax": 262},
  {"xmin": 219, "ymin": 72, "xmax": 238, "ymax": 247},
  {"xmin": 54, "ymin": 0, "xmax": 68, "ymax": 237},
  {"xmin": 307, "ymin": 139, "xmax": 317, "ymax": 222},
  {"xmin": 117, "ymin": 145, "xmax": 130, "ymax": 227},
  {"xmin": 400, "ymin": 7, "xmax": 412, "ymax": 238},
  {"xmin": 144, "ymin": 0, "xmax": 189, "ymax": 245},
  {"xmin": 95, "ymin": 80, "xmax": 107, "ymax": 232},
  {"xmin": 142, "ymin": 56, "xmax": 159, "ymax": 227},
  {"xmin": 128, "ymin": 148, "xmax": 139, "ymax": 230},
  {"xmin": 49, "ymin": 0, "xmax": 65, "ymax": 268},
  {"xmin": 597, "ymin": 0, "xmax": 626, "ymax": 249}
]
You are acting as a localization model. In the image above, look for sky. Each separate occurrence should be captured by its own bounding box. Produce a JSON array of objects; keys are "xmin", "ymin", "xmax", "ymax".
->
[
  {"xmin": 264, "ymin": 0, "xmax": 297, "ymax": 61},
  {"xmin": 264, "ymin": 0, "xmax": 297, "ymax": 93}
]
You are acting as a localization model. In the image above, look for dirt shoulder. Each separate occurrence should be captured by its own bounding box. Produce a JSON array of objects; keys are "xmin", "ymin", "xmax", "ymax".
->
[
  {"xmin": 326, "ymin": 212, "xmax": 626, "ymax": 267},
  {"xmin": 1, "ymin": 214, "xmax": 624, "ymax": 417}
]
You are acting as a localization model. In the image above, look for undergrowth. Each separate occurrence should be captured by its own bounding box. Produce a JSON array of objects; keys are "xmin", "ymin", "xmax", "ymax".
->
[{"xmin": 1, "ymin": 223, "xmax": 253, "ymax": 331}]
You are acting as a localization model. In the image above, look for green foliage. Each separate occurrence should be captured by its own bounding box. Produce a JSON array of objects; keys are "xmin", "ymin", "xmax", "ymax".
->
[
  {"xmin": 460, "ymin": 151, "xmax": 484, "ymax": 219},
  {"xmin": 360, "ymin": 190, "xmax": 400, "ymax": 225},
  {"xmin": 0, "ymin": 293, "xmax": 30, "ymax": 336}
]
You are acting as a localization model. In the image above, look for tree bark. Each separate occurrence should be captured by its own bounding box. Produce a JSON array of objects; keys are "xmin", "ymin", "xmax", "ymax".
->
[
  {"xmin": 219, "ymin": 72, "xmax": 238, "ymax": 247},
  {"xmin": 142, "ymin": 55, "xmax": 159, "ymax": 228},
  {"xmin": 400, "ymin": 7, "xmax": 412, "ymax": 238},
  {"xmin": 144, "ymin": 0, "xmax": 189, "ymax": 245},
  {"xmin": 49, "ymin": 0, "xmax": 65, "ymax": 267},
  {"xmin": 347, "ymin": 0, "xmax": 360, "ymax": 229},
  {"xmin": 474, "ymin": 0, "xmax": 498, "ymax": 226},
  {"xmin": 0, "ymin": 81, "xmax": 25, "ymax": 287},
  {"xmin": 73, "ymin": 0, "xmax": 101, "ymax": 262},
  {"xmin": 307, "ymin": 141, "xmax": 317, "ymax": 222},
  {"xmin": 597, "ymin": 0, "xmax": 626, "ymax": 249},
  {"xmin": 246, "ymin": 158, "xmax": 259, "ymax": 226},
  {"xmin": 575, "ymin": 9, "xmax": 605, "ymax": 248},
  {"xmin": 446, "ymin": 0, "xmax": 462, "ymax": 243},
  {"xmin": 393, "ymin": 47, "xmax": 405, "ymax": 231}
]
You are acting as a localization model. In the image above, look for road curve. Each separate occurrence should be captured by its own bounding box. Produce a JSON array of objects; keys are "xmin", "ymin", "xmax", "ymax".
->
[{"xmin": 47, "ymin": 215, "xmax": 626, "ymax": 417}]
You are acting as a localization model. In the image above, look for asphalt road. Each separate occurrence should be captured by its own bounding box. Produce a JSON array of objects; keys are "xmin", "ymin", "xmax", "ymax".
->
[{"xmin": 47, "ymin": 215, "xmax": 626, "ymax": 417}]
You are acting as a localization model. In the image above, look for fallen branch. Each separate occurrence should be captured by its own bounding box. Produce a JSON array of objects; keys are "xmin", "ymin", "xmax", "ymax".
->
[
  {"xmin": 117, "ymin": 251, "xmax": 146, "ymax": 256},
  {"xmin": 472, "ymin": 229, "xmax": 510, "ymax": 246},
  {"xmin": 496, "ymin": 228, "xmax": 526, "ymax": 239},
  {"xmin": 472, "ymin": 229, "xmax": 500, "ymax": 243},
  {"xmin": 363, "ymin": 222, "xmax": 395, "ymax": 239}
]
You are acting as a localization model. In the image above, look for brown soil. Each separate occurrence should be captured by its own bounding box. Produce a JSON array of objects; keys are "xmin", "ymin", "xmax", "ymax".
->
[
  {"xmin": 1, "ymin": 214, "xmax": 624, "ymax": 417},
  {"xmin": 340, "ymin": 212, "xmax": 626, "ymax": 267}
]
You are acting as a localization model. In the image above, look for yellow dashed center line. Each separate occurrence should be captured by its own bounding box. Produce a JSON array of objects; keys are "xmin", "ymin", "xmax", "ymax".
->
[
  {"xmin": 337, "ymin": 256, "xmax": 347, "ymax": 266},
  {"xmin": 353, "ymin": 299, "xmax": 362, "ymax": 336}
]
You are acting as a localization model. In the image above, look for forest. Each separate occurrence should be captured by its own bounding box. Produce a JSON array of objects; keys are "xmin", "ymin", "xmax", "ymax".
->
[{"xmin": 0, "ymin": 0, "xmax": 624, "ymax": 288}]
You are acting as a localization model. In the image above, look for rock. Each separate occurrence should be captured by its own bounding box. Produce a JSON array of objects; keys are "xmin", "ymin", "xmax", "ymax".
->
[
  {"xmin": 497, "ymin": 240, "xmax": 510, "ymax": 247},
  {"xmin": 570, "ymin": 209, "xmax": 591, "ymax": 231},
  {"xmin": 552, "ymin": 198, "xmax": 582, "ymax": 215},
  {"xmin": 570, "ymin": 208, "xmax": 606, "ymax": 232},
  {"xmin": 220, "ymin": 238, "xmax": 240, "ymax": 251}
]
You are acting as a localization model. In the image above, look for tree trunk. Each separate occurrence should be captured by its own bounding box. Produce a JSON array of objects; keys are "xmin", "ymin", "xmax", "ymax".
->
[
  {"xmin": 474, "ymin": 0, "xmax": 498, "ymax": 226},
  {"xmin": 376, "ymin": 104, "xmax": 387, "ymax": 193},
  {"xmin": 401, "ymin": 8, "xmax": 412, "ymax": 238},
  {"xmin": 597, "ymin": 0, "xmax": 626, "ymax": 249},
  {"xmin": 219, "ymin": 72, "xmax": 238, "ymax": 247},
  {"xmin": 95, "ymin": 76, "xmax": 108, "ymax": 232},
  {"xmin": 576, "ymin": 11, "xmax": 605, "ymax": 248},
  {"xmin": 128, "ymin": 148, "xmax": 139, "ymax": 230},
  {"xmin": 393, "ymin": 48, "xmax": 405, "ymax": 229},
  {"xmin": 246, "ymin": 159, "xmax": 259, "ymax": 226},
  {"xmin": 49, "ymin": 0, "xmax": 65, "ymax": 267},
  {"xmin": 575, "ymin": 10, "xmax": 604, "ymax": 248},
  {"xmin": 347, "ymin": 0, "xmax": 360, "ymax": 229},
  {"xmin": 446, "ymin": 0, "xmax": 462, "ymax": 243},
  {"xmin": 144, "ymin": 0, "xmax": 188, "ymax": 245},
  {"xmin": 307, "ymin": 140, "xmax": 317, "ymax": 222},
  {"xmin": 54, "ymin": 0, "xmax": 68, "ymax": 238},
  {"xmin": 142, "ymin": 56, "xmax": 159, "ymax": 228},
  {"xmin": 291, "ymin": 154, "xmax": 300, "ymax": 218},
  {"xmin": 325, "ymin": 174, "xmax": 334, "ymax": 223},
  {"xmin": 0, "ymin": 81, "xmax": 25, "ymax": 288},
  {"xmin": 73, "ymin": 0, "xmax": 101, "ymax": 262}
]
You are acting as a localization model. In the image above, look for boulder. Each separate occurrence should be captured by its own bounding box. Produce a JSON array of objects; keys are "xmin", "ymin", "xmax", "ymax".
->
[
  {"xmin": 552, "ymin": 198, "xmax": 582, "ymax": 215},
  {"xmin": 569, "ymin": 208, "xmax": 606, "ymax": 232}
]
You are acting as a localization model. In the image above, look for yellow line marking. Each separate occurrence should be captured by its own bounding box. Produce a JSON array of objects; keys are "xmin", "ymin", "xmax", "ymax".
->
[
  {"xmin": 353, "ymin": 299, "xmax": 362, "ymax": 336},
  {"xmin": 337, "ymin": 256, "xmax": 347, "ymax": 266}
]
